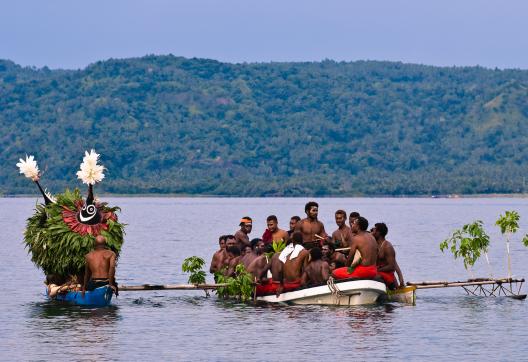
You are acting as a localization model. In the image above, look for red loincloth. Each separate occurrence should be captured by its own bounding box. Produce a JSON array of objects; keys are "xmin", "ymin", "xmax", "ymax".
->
[
  {"xmin": 377, "ymin": 271, "xmax": 396, "ymax": 285},
  {"xmin": 332, "ymin": 265, "xmax": 377, "ymax": 280},
  {"xmin": 262, "ymin": 229, "xmax": 273, "ymax": 244},
  {"xmin": 255, "ymin": 279, "xmax": 302, "ymax": 296}
]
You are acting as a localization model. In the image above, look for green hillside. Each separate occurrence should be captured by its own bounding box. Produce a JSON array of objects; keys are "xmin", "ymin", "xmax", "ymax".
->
[{"xmin": 1, "ymin": 56, "xmax": 528, "ymax": 196}]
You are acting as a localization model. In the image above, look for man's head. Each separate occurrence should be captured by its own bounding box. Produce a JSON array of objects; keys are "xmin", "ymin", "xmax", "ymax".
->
[
  {"xmin": 351, "ymin": 216, "xmax": 369, "ymax": 233},
  {"xmin": 305, "ymin": 201, "xmax": 319, "ymax": 219},
  {"xmin": 254, "ymin": 239, "xmax": 266, "ymax": 255},
  {"xmin": 218, "ymin": 235, "xmax": 227, "ymax": 250},
  {"xmin": 335, "ymin": 210, "xmax": 347, "ymax": 227},
  {"xmin": 243, "ymin": 245, "xmax": 252, "ymax": 256},
  {"xmin": 95, "ymin": 235, "xmax": 106, "ymax": 247},
  {"xmin": 372, "ymin": 222, "xmax": 388, "ymax": 241},
  {"xmin": 322, "ymin": 242, "xmax": 335, "ymax": 258},
  {"xmin": 310, "ymin": 247, "xmax": 323, "ymax": 261},
  {"xmin": 266, "ymin": 215, "xmax": 278, "ymax": 232},
  {"xmin": 239, "ymin": 216, "xmax": 253, "ymax": 234},
  {"xmin": 349, "ymin": 211, "xmax": 360, "ymax": 227},
  {"xmin": 225, "ymin": 235, "xmax": 237, "ymax": 249},
  {"xmin": 291, "ymin": 232, "xmax": 303, "ymax": 246},
  {"xmin": 227, "ymin": 245, "xmax": 241, "ymax": 257},
  {"xmin": 289, "ymin": 216, "xmax": 301, "ymax": 231}
]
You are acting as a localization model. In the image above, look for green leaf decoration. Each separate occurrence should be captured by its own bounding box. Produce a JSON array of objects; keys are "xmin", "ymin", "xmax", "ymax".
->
[
  {"xmin": 496, "ymin": 210, "xmax": 520, "ymax": 235},
  {"xmin": 182, "ymin": 256, "xmax": 206, "ymax": 285},
  {"xmin": 23, "ymin": 188, "xmax": 125, "ymax": 279},
  {"xmin": 440, "ymin": 220, "xmax": 490, "ymax": 270},
  {"xmin": 213, "ymin": 264, "xmax": 254, "ymax": 302}
]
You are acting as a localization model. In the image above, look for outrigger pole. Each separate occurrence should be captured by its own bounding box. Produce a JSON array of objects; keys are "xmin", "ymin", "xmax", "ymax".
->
[
  {"xmin": 407, "ymin": 277, "xmax": 526, "ymax": 299},
  {"xmin": 119, "ymin": 283, "xmax": 227, "ymax": 291}
]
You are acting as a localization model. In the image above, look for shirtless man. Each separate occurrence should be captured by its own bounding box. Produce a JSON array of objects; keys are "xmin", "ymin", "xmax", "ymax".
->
[
  {"xmin": 209, "ymin": 235, "xmax": 227, "ymax": 274},
  {"xmin": 247, "ymin": 240, "xmax": 270, "ymax": 282},
  {"xmin": 295, "ymin": 201, "xmax": 328, "ymax": 248},
  {"xmin": 262, "ymin": 215, "xmax": 289, "ymax": 244},
  {"xmin": 235, "ymin": 216, "xmax": 252, "ymax": 251},
  {"xmin": 331, "ymin": 209, "xmax": 352, "ymax": 248},
  {"xmin": 349, "ymin": 211, "xmax": 360, "ymax": 231},
  {"xmin": 240, "ymin": 238, "xmax": 260, "ymax": 268},
  {"xmin": 288, "ymin": 216, "xmax": 301, "ymax": 237},
  {"xmin": 372, "ymin": 222, "xmax": 405, "ymax": 289},
  {"xmin": 225, "ymin": 245, "xmax": 242, "ymax": 277},
  {"xmin": 281, "ymin": 232, "xmax": 310, "ymax": 285},
  {"xmin": 332, "ymin": 217, "xmax": 378, "ymax": 280},
  {"xmin": 301, "ymin": 247, "xmax": 330, "ymax": 286},
  {"xmin": 82, "ymin": 235, "xmax": 117, "ymax": 297},
  {"xmin": 322, "ymin": 243, "xmax": 347, "ymax": 273}
]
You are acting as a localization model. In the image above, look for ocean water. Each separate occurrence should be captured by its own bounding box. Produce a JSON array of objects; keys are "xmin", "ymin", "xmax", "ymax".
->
[{"xmin": 1, "ymin": 197, "xmax": 527, "ymax": 361}]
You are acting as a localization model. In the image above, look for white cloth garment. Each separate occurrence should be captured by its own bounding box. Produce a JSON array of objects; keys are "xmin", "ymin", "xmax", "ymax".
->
[{"xmin": 279, "ymin": 244, "xmax": 305, "ymax": 263}]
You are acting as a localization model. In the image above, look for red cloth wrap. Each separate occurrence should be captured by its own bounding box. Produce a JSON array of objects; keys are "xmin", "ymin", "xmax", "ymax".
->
[
  {"xmin": 377, "ymin": 271, "xmax": 396, "ymax": 285},
  {"xmin": 332, "ymin": 265, "xmax": 378, "ymax": 280},
  {"xmin": 256, "ymin": 279, "xmax": 302, "ymax": 296},
  {"xmin": 262, "ymin": 229, "xmax": 273, "ymax": 244}
]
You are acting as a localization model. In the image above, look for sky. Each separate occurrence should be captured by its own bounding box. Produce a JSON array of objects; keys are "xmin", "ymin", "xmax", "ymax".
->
[{"xmin": 1, "ymin": 0, "xmax": 527, "ymax": 70}]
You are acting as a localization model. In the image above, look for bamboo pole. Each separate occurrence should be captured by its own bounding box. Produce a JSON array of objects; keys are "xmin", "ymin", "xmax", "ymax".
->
[
  {"xmin": 407, "ymin": 278, "xmax": 524, "ymax": 289},
  {"xmin": 119, "ymin": 283, "xmax": 227, "ymax": 291}
]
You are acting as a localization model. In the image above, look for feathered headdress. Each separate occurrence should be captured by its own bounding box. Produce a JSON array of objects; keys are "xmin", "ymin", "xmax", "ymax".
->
[
  {"xmin": 76, "ymin": 149, "xmax": 105, "ymax": 185},
  {"xmin": 16, "ymin": 155, "xmax": 40, "ymax": 181}
]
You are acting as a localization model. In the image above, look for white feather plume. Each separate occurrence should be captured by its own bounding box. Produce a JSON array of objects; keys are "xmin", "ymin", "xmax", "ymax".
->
[
  {"xmin": 16, "ymin": 155, "xmax": 40, "ymax": 181},
  {"xmin": 76, "ymin": 149, "xmax": 105, "ymax": 185}
]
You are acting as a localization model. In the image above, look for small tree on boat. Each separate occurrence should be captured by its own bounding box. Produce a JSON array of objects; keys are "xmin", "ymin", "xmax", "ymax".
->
[
  {"xmin": 496, "ymin": 210, "xmax": 520, "ymax": 278},
  {"xmin": 440, "ymin": 220, "xmax": 491, "ymax": 278}
]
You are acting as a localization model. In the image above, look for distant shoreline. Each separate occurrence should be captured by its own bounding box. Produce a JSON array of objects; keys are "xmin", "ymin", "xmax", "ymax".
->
[{"xmin": 2, "ymin": 193, "xmax": 527, "ymax": 199}]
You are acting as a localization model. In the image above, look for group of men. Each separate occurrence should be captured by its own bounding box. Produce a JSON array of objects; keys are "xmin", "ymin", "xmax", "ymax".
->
[{"xmin": 210, "ymin": 201, "xmax": 405, "ymax": 296}]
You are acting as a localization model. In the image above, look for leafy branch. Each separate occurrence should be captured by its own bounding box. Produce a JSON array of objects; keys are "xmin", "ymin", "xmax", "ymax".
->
[{"xmin": 182, "ymin": 256, "xmax": 206, "ymax": 285}]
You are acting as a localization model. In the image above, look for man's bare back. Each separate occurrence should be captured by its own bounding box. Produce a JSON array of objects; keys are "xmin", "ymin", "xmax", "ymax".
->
[
  {"xmin": 82, "ymin": 235, "xmax": 117, "ymax": 296},
  {"xmin": 302, "ymin": 259, "xmax": 330, "ymax": 286}
]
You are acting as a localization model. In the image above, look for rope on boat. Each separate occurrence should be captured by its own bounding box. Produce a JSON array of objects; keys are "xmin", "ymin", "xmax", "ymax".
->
[{"xmin": 327, "ymin": 277, "xmax": 343, "ymax": 305}]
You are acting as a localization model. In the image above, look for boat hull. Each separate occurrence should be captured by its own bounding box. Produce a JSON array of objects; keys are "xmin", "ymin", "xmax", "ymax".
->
[
  {"xmin": 257, "ymin": 279, "xmax": 387, "ymax": 306},
  {"xmin": 47, "ymin": 285, "xmax": 113, "ymax": 307}
]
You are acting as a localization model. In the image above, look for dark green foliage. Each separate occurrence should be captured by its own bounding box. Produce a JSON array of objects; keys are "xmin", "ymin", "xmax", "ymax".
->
[
  {"xmin": 215, "ymin": 265, "xmax": 254, "ymax": 302},
  {"xmin": 2, "ymin": 56, "xmax": 528, "ymax": 196},
  {"xmin": 440, "ymin": 220, "xmax": 490, "ymax": 269},
  {"xmin": 496, "ymin": 210, "xmax": 520, "ymax": 235},
  {"xmin": 23, "ymin": 188, "xmax": 125, "ymax": 278},
  {"xmin": 181, "ymin": 256, "xmax": 206, "ymax": 285}
]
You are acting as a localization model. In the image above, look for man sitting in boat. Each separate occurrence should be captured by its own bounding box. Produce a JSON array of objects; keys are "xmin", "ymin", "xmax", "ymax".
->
[
  {"xmin": 295, "ymin": 201, "xmax": 328, "ymax": 249},
  {"xmin": 322, "ymin": 242, "xmax": 347, "ymax": 273},
  {"xmin": 225, "ymin": 243, "xmax": 242, "ymax": 277},
  {"xmin": 371, "ymin": 222, "xmax": 405, "ymax": 289},
  {"xmin": 247, "ymin": 239, "xmax": 271, "ymax": 282},
  {"xmin": 332, "ymin": 217, "xmax": 378, "ymax": 280},
  {"xmin": 287, "ymin": 216, "xmax": 301, "ymax": 237},
  {"xmin": 82, "ymin": 235, "xmax": 118, "ymax": 297},
  {"xmin": 240, "ymin": 238, "xmax": 261, "ymax": 268},
  {"xmin": 301, "ymin": 247, "xmax": 330, "ymax": 286},
  {"xmin": 331, "ymin": 209, "xmax": 352, "ymax": 248},
  {"xmin": 210, "ymin": 235, "xmax": 227, "ymax": 274},
  {"xmin": 235, "ymin": 217, "xmax": 253, "ymax": 251},
  {"xmin": 262, "ymin": 215, "xmax": 289, "ymax": 245}
]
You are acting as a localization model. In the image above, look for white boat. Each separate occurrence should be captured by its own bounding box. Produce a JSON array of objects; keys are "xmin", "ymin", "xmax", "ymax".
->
[{"xmin": 256, "ymin": 279, "xmax": 388, "ymax": 306}]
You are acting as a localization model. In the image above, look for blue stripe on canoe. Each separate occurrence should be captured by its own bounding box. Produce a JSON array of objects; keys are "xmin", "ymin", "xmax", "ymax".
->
[{"xmin": 47, "ymin": 285, "xmax": 113, "ymax": 307}]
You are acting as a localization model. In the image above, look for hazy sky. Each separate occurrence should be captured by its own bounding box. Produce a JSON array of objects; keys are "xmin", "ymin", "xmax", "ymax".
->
[{"xmin": 1, "ymin": 0, "xmax": 527, "ymax": 70}]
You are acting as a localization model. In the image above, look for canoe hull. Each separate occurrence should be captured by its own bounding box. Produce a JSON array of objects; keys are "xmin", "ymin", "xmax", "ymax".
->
[
  {"xmin": 48, "ymin": 286, "xmax": 113, "ymax": 307},
  {"xmin": 257, "ymin": 279, "xmax": 387, "ymax": 306},
  {"xmin": 387, "ymin": 285, "xmax": 417, "ymax": 305}
]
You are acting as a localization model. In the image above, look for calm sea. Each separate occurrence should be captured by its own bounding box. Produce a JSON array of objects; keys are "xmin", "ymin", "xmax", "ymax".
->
[{"xmin": 1, "ymin": 197, "xmax": 527, "ymax": 361}]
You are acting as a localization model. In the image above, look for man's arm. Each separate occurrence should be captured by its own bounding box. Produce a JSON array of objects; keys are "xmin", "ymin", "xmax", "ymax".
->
[
  {"xmin": 394, "ymin": 260, "xmax": 405, "ymax": 287},
  {"xmin": 346, "ymin": 241, "xmax": 358, "ymax": 267},
  {"xmin": 210, "ymin": 254, "xmax": 219, "ymax": 274},
  {"xmin": 301, "ymin": 269, "xmax": 309, "ymax": 286},
  {"xmin": 321, "ymin": 261, "xmax": 330, "ymax": 281}
]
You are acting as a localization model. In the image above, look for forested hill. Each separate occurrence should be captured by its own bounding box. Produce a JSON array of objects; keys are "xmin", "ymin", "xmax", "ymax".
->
[{"xmin": 1, "ymin": 56, "xmax": 528, "ymax": 196}]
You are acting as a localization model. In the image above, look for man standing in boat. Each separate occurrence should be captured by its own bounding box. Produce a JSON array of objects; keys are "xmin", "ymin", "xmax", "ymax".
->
[
  {"xmin": 262, "ymin": 215, "xmax": 289, "ymax": 245},
  {"xmin": 331, "ymin": 209, "xmax": 352, "ymax": 248},
  {"xmin": 349, "ymin": 211, "xmax": 360, "ymax": 231},
  {"xmin": 371, "ymin": 222, "xmax": 405, "ymax": 289},
  {"xmin": 332, "ymin": 217, "xmax": 378, "ymax": 280},
  {"xmin": 295, "ymin": 201, "xmax": 328, "ymax": 248},
  {"xmin": 235, "ymin": 217, "xmax": 253, "ymax": 251},
  {"xmin": 82, "ymin": 235, "xmax": 118, "ymax": 297}
]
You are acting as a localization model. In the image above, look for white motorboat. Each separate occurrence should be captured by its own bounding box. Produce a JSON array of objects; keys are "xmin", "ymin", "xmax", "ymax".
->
[{"xmin": 256, "ymin": 278, "xmax": 388, "ymax": 306}]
